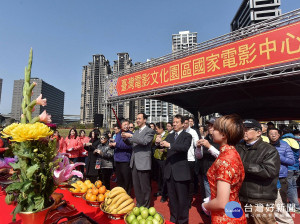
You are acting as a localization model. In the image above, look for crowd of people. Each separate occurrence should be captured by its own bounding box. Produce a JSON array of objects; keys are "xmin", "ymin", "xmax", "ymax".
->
[{"xmin": 1, "ymin": 113, "xmax": 300, "ymax": 224}]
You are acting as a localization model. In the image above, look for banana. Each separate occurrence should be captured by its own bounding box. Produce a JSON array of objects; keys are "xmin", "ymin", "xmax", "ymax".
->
[
  {"xmin": 106, "ymin": 198, "xmax": 112, "ymax": 205},
  {"xmin": 106, "ymin": 192, "xmax": 127, "ymax": 212},
  {"xmin": 116, "ymin": 198, "xmax": 133, "ymax": 211},
  {"xmin": 117, "ymin": 202, "xmax": 135, "ymax": 214},
  {"xmin": 111, "ymin": 192, "xmax": 127, "ymax": 205},
  {"xmin": 114, "ymin": 193, "xmax": 131, "ymax": 208},
  {"xmin": 109, "ymin": 187, "xmax": 126, "ymax": 197},
  {"xmin": 111, "ymin": 209, "xmax": 118, "ymax": 214}
]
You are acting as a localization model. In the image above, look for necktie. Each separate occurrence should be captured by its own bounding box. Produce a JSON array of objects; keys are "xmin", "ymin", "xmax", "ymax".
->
[{"xmin": 174, "ymin": 132, "xmax": 178, "ymax": 140}]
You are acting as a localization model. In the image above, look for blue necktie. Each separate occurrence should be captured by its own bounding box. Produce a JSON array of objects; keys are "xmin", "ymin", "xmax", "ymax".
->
[{"xmin": 174, "ymin": 132, "xmax": 178, "ymax": 140}]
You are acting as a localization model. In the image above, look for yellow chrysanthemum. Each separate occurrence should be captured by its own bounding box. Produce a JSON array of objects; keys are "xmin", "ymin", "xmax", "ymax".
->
[
  {"xmin": 1, "ymin": 123, "xmax": 20, "ymax": 138},
  {"xmin": 8, "ymin": 122, "xmax": 53, "ymax": 142}
]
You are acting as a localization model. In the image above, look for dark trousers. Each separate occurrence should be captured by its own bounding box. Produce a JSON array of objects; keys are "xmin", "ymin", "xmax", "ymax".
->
[
  {"xmin": 279, "ymin": 177, "xmax": 288, "ymax": 205},
  {"xmin": 115, "ymin": 161, "xmax": 132, "ymax": 195},
  {"xmin": 78, "ymin": 157, "xmax": 86, "ymax": 174},
  {"xmin": 99, "ymin": 168, "xmax": 113, "ymax": 190},
  {"xmin": 155, "ymin": 158, "xmax": 168, "ymax": 198},
  {"xmin": 167, "ymin": 174, "xmax": 189, "ymax": 224},
  {"xmin": 132, "ymin": 164, "xmax": 151, "ymax": 208},
  {"xmin": 188, "ymin": 161, "xmax": 195, "ymax": 206}
]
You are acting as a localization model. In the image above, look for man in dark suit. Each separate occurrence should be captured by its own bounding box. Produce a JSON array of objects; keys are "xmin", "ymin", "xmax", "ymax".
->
[
  {"xmin": 122, "ymin": 113, "xmax": 155, "ymax": 208},
  {"xmin": 160, "ymin": 114, "xmax": 192, "ymax": 224}
]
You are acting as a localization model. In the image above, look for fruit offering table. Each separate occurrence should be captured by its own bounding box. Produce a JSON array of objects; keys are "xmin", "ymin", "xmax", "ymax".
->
[{"xmin": 0, "ymin": 188, "xmax": 173, "ymax": 224}]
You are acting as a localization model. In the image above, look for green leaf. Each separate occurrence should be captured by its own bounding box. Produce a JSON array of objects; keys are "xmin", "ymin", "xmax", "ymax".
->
[
  {"xmin": 11, "ymin": 203, "xmax": 22, "ymax": 221},
  {"xmin": 22, "ymin": 181, "xmax": 32, "ymax": 192},
  {"xmin": 9, "ymin": 162, "xmax": 20, "ymax": 170},
  {"xmin": 34, "ymin": 196, "xmax": 44, "ymax": 211},
  {"xmin": 26, "ymin": 164, "xmax": 39, "ymax": 179},
  {"xmin": 5, "ymin": 182, "xmax": 24, "ymax": 192}
]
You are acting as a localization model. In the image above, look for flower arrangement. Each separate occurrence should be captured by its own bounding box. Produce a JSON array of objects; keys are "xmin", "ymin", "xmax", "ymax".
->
[
  {"xmin": 53, "ymin": 153, "xmax": 85, "ymax": 185},
  {"xmin": 1, "ymin": 49, "xmax": 83, "ymax": 222}
]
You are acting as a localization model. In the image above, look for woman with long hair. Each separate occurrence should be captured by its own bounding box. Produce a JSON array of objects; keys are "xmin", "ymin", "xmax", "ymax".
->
[
  {"xmin": 78, "ymin": 130, "xmax": 90, "ymax": 174},
  {"xmin": 202, "ymin": 114, "xmax": 247, "ymax": 223},
  {"xmin": 51, "ymin": 130, "xmax": 65, "ymax": 153},
  {"xmin": 64, "ymin": 128, "xmax": 82, "ymax": 163},
  {"xmin": 85, "ymin": 130, "xmax": 101, "ymax": 183}
]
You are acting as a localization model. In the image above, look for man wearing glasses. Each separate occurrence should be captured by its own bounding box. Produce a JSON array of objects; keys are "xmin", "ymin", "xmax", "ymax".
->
[
  {"xmin": 129, "ymin": 123, "xmax": 135, "ymax": 133},
  {"xmin": 236, "ymin": 119, "xmax": 280, "ymax": 224}
]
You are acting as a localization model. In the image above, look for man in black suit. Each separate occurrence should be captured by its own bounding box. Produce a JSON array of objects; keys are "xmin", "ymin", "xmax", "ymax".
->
[{"xmin": 160, "ymin": 114, "xmax": 192, "ymax": 224}]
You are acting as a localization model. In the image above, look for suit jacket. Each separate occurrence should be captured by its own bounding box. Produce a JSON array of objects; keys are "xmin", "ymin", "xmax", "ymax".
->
[
  {"xmin": 164, "ymin": 130, "xmax": 192, "ymax": 181},
  {"xmin": 126, "ymin": 126, "xmax": 155, "ymax": 170}
]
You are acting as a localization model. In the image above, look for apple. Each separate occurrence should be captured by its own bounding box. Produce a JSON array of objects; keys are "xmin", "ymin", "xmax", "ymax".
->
[
  {"xmin": 127, "ymin": 214, "xmax": 136, "ymax": 223},
  {"xmin": 139, "ymin": 206, "xmax": 145, "ymax": 211},
  {"xmin": 137, "ymin": 215, "xmax": 142, "ymax": 221},
  {"xmin": 141, "ymin": 209, "xmax": 149, "ymax": 219},
  {"xmin": 153, "ymin": 213, "xmax": 161, "ymax": 222},
  {"xmin": 145, "ymin": 220, "xmax": 153, "ymax": 224},
  {"xmin": 133, "ymin": 207, "xmax": 140, "ymax": 216},
  {"xmin": 139, "ymin": 219, "xmax": 146, "ymax": 224},
  {"xmin": 147, "ymin": 216, "xmax": 153, "ymax": 221},
  {"xmin": 148, "ymin": 207, "xmax": 156, "ymax": 216},
  {"xmin": 131, "ymin": 219, "xmax": 139, "ymax": 224},
  {"xmin": 152, "ymin": 219, "xmax": 159, "ymax": 224}
]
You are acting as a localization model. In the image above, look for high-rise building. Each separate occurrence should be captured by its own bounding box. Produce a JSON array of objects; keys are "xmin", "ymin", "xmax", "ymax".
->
[
  {"xmin": 0, "ymin": 78, "xmax": 2, "ymax": 103},
  {"xmin": 172, "ymin": 31, "xmax": 197, "ymax": 52},
  {"xmin": 231, "ymin": 0, "xmax": 281, "ymax": 31},
  {"xmin": 80, "ymin": 54, "xmax": 111, "ymax": 125},
  {"xmin": 110, "ymin": 53, "xmax": 137, "ymax": 126},
  {"xmin": 11, "ymin": 78, "xmax": 64, "ymax": 124}
]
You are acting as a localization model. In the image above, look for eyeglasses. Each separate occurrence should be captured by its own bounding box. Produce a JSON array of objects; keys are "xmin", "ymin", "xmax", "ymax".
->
[
  {"xmin": 100, "ymin": 136, "xmax": 106, "ymax": 140},
  {"xmin": 129, "ymin": 127, "xmax": 134, "ymax": 129}
]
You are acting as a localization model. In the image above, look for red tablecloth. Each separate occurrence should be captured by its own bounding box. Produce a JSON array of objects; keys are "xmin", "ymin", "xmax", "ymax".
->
[{"xmin": 0, "ymin": 188, "xmax": 172, "ymax": 224}]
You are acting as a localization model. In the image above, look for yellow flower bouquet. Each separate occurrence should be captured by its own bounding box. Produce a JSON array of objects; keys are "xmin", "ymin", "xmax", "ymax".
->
[{"xmin": 2, "ymin": 49, "xmax": 59, "ymax": 223}]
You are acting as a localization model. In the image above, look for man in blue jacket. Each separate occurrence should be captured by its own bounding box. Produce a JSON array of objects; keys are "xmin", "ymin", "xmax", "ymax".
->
[
  {"xmin": 109, "ymin": 119, "xmax": 133, "ymax": 195},
  {"xmin": 268, "ymin": 128, "xmax": 295, "ymax": 206}
]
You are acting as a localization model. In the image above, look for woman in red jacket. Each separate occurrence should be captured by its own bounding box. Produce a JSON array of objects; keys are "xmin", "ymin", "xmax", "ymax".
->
[
  {"xmin": 64, "ymin": 128, "xmax": 82, "ymax": 163},
  {"xmin": 51, "ymin": 130, "xmax": 65, "ymax": 154},
  {"xmin": 78, "ymin": 130, "xmax": 90, "ymax": 174}
]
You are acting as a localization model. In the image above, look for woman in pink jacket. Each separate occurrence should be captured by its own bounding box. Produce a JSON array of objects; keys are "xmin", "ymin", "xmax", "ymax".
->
[
  {"xmin": 64, "ymin": 128, "xmax": 82, "ymax": 163},
  {"xmin": 51, "ymin": 130, "xmax": 65, "ymax": 154},
  {"xmin": 78, "ymin": 130, "xmax": 90, "ymax": 174}
]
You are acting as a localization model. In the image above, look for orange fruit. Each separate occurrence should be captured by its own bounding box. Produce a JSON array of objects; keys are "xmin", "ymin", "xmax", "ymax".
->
[
  {"xmin": 98, "ymin": 186, "xmax": 106, "ymax": 194},
  {"xmin": 89, "ymin": 195, "xmax": 97, "ymax": 202},
  {"xmin": 92, "ymin": 187, "xmax": 99, "ymax": 195},
  {"xmin": 87, "ymin": 189, "xmax": 93, "ymax": 194},
  {"xmin": 97, "ymin": 194, "xmax": 105, "ymax": 202},
  {"xmin": 95, "ymin": 180, "xmax": 102, "ymax": 188},
  {"xmin": 80, "ymin": 185, "xmax": 88, "ymax": 193},
  {"xmin": 85, "ymin": 193, "xmax": 92, "ymax": 201}
]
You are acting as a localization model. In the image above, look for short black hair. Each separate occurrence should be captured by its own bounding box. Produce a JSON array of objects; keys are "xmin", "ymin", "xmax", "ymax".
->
[
  {"xmin": 156, "ymin": 122, "xmax": 165, "ymax": 130},
  {"xmin": 121, "ymin": 119, "xmax": 129, "ymax": 124},
  {"xmin": 267, "ymin": 127, "xmax": 280, "ymax": 136},
  {"xmin": 183, "ymin": 116, "xmax": 190, "ymax": 122},
  {"xmin": 79, "ymin": 130, "xmax": 86, "ymax": 135},
  {"xmin": 174, "ymin": 114, "xmax": 184, "ymax": 124},
  {"xmin": 138, "ymin": 113, "xmax": 148, "ymax": 120},
  {"xmin": 167, "ymin": 122, "xmax": 172, "ymax": 126},
  {"xmin": 113, "ymin": 124, "xmax": 120, "ymax": 129},
  {"xmin": 189, "ymin": 117, "xmax": 194, "ymax": 121}
]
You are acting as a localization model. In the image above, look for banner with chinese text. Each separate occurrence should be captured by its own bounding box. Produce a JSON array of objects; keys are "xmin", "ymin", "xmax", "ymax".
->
[{"xmin": 110, "ymin": 21, "xmax": 300, "ymax": 97}]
